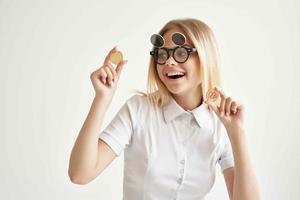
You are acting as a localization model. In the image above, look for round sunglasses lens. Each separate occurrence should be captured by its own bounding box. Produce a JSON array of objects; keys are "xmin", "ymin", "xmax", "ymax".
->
[
  {"xmin": 174, "ymin": 47, "xmax": 188, "ymax": 63},
  {"xmin": 150, "ymin": 34, "xmax": 164, "ymax": 47},
  {"xmin": 172, "ymin": 33, "xmax": 186, "ymax": 46},
  {"xmin": 157, "ymin": 49, "xmax": 168, "ymax": 64}
]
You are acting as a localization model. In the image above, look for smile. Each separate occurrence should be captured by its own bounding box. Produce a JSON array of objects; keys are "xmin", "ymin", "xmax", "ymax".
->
[{"xmin": 165, "ymin": 71, "xmax": 186, "ymax": 79}]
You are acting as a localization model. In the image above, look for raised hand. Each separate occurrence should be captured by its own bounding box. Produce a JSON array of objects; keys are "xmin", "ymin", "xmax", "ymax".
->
[
  {"xmin": 90, "ymin": 46, "xmax": 128, "ymax": 100},
  {"xmin": 205, "ymin": 87, "xmax": 245, "ymax": 131}
]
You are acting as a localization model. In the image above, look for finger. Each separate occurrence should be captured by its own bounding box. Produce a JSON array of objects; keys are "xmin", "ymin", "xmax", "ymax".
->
[
  {"xmin": 205, "ymin": 100, "xmax": 220, "ymax": 117},
  {"xmin": 103, "ymin": 66, "xmax": 114, "ymax": 86},
  {"xmin": 90, "ymin": 71, "xmax": 98, "ymax": 82},
  {"xmin": 91, "ymin": 69, "xmax": 105, "ymax": 84},
  {"xmin": 215, "ymin": 86, "xmax": 226, "ymax": 99},
  {"xmin": 103, "ymin": 46, "xmax": 118, "ymax": 65},
  {"xmin": 99, "ymin": 68, "xmax": 107, "ymax": 84},
  {"xmin": 106, "ymin": 63, "xmax": 117, "ymax": 81},
  {"xmin": 225, "ymin": 97, "xmax": 232, "ymax": 116},
  {"xmin": 214, "ymin": 87, "xmax": 226, "ymax": 116},
  {"xmin": 231, "ymin": 101, "xmax": 238, "ymax": 114},
  {"xmin": 115, "ymin": 60, "xmax": 128, "ymax": 77},
  {"xmin": 219, "ymin": 96, "xmax": 226, "ymax": 117},
  {"xmin": 237, "ymin": 104, "xmax": 244, "ymax": 112}
]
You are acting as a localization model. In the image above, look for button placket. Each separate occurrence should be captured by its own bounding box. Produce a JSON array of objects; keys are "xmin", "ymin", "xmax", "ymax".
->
[
  {"xmin": 179, "ymin": 168, "xmax": 184, "ymax": 175},
  {"xmin": 177, "ymin": 178, "xmax": 183, "ymax": 184},
  {"xmin": 181, "ymin": 116, "xmax": 191, "ymax": 147},
  {"xmin": 175, "ymin": 115, "xmax": 190, "ymax": 189},
  {"xmin": 179, "ymin": 158, "xmax": 185, "ymax": 175},
  {"xmin": 176, "ymin": 115, "xmax": 193, "ymax": 187},
  {"xmin": 178, "ymin": 155, "xmax": 186, "ymax": 186}
]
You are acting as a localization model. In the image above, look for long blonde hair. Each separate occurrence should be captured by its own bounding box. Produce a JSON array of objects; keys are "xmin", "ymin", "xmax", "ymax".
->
[{"xmin": 137, "ymin": 18, "xmax": 222, "ymax": 107}]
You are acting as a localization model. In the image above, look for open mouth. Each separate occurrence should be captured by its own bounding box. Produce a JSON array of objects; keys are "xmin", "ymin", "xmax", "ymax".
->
[
  {"xmin": 168, "ymin": 74, "xmax": 185, "ymax": 79},
  {"xmin": 165, "ymin": 72, "xmax": 186, "ymax": 80}
]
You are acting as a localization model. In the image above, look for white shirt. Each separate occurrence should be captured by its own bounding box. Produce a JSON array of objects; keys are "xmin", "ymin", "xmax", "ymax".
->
[{"xmin": 99, "ymin": 94, "xmax": 234, "ymax": 200}]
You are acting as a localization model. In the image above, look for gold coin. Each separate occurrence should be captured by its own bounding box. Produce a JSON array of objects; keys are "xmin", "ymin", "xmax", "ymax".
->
[
  {"xmin": 110, "ymin": 51, "xmax": 123, "ymax": 65},
  {"xmin": 206, "ymin": 88, "xmax": 220, "ymax": 102}
]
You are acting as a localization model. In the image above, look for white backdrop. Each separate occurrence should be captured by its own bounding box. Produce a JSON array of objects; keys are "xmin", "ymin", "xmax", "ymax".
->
[{"xmin": 1, "ymin": 0, "xmax": 299, "ymax": 199}]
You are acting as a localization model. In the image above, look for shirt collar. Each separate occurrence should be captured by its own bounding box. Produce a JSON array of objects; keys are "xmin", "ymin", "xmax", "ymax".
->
[{"xmin": 163, "ymin": 96, "xmax": 214, "ymax": 132}]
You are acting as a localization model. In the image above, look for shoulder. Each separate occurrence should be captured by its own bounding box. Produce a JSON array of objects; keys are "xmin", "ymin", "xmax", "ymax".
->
[
  {"xmin": 121, "ymin": 94, "xmax": 158, "ymax": 129},
  {"xmin": 123, "ymin": 94, "xmax": 156, "ymax": 116},
  {"xmin": 125, "ymin": 94, "xmax": 149, "ymax": 109}
]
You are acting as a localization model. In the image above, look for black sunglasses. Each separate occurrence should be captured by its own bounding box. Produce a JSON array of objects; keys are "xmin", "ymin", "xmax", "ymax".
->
[{"xmin": 150, "ymin": 46, "xmax": 197, "ymax": 65}]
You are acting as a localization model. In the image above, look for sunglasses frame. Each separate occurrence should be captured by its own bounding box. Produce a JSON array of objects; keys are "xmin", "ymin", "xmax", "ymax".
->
[{"xmin": 150, "ymin": 45, "xmax": 197, "ymax": 65}]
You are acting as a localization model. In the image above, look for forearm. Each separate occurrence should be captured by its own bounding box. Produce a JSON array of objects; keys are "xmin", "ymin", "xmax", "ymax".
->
[
  {"xmin": 227, "ymin": 127, "xmax": 261, "ymax": 200},
  {"xmin": 68, "ymin": 95, "xmax": 110, "ymax": 180}
]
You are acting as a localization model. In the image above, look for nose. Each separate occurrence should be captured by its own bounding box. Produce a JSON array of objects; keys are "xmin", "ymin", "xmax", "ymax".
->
[{"xmin": 165, "ymin": 53, "xmax": 177, "ymax": 66}]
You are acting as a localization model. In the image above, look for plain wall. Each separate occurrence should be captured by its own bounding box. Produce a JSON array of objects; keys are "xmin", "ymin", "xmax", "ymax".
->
[{"xmin": 0, "ymin": 0, "xmax": 299, "ymax": 199}]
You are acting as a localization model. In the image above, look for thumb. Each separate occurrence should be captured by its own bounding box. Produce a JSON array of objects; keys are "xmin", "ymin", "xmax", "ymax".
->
[{"xmin": 115, "ymin": 60, "xmax": 128, "ymax": 78}]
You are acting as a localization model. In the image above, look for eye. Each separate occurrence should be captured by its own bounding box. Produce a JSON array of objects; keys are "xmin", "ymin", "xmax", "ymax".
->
[
  {"xmin": 158, "ymin": 49, "xmax": 168, "ymax": 59},
  {"xmin": 175, "ymin": 48, "xmax": 187, "ymax": 57}
]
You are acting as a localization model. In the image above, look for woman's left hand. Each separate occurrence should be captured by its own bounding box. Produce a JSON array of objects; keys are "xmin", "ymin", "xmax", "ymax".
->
[{"xmin": 204, "ymin": 87, "xmax": 245, "ymax": 132}]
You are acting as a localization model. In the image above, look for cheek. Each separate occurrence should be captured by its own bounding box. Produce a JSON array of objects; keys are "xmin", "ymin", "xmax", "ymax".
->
[
  {"xmin": 156, "ymin": 66, "xmax": 164, "ymax": 79},
  {"xmin": 189, "ymin": 54, "xmax": 200, "ymax": 66},
  {"xmin": 185, "ymin": 61, "xmax": 201, "ymax": 80}
]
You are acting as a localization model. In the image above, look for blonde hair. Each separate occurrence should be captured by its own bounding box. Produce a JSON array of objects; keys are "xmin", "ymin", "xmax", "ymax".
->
[{"xmin": 137, "ymin": 18, "xmax": 222, "ymax": 107}]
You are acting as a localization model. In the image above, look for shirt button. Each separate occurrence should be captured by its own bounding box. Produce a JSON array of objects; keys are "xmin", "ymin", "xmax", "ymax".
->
[
  {"xmin": 180, "ymin": 169, "xmax": 184, "ymax": 174},
  {"xmin": 180, "ymin": 160, "xmax": 185, "ymax": 164},
  {"xmin": 177, "ymin": 178, "xmax": 183, "ymax": 184},
  {"xmin": 182, "ymin": 141, "xmax": 187, "ymax": 145}
]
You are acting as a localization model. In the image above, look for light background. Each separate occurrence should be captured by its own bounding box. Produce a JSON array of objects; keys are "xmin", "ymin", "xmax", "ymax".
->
[{"xmin": 1, "ymin": 0, "xmax": 299, "ymax": 199}]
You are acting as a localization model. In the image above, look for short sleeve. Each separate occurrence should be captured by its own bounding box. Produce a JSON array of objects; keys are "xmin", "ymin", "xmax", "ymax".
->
[
  {"xmin": 217, "ymin": 125, "xmax": 235, "ymax": 173},
  {"xmin": 98, "ymin": 98, "xmax": 135, "ymax": 157}
]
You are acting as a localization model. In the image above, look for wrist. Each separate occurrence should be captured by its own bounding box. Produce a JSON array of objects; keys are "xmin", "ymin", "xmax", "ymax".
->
[
  {"xmin": 225, "ymin": 125, "xmax": 245, "ymax": 139},
  {"xmin": 94, "ymin": 94, "xmax": 112, "ymax": 107},
  {"xmin": 95, "ymin": 93, "xmax": 111, "ymax": 101}
]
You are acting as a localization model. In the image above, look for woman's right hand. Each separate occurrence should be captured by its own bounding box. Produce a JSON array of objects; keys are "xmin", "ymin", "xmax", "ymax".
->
[{"xmin": 90, "ymin": 46, "xmax": 128, "ymax": 100}]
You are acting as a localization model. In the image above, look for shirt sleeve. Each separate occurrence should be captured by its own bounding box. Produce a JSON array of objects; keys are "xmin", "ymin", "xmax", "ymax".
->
[
  {"xmin": 217, "ymin": 125, "xmax": 235, "ymax": 173},
  {"xmin": 98, "ymin": 97, "xmax": 135, "ymax": 157}
]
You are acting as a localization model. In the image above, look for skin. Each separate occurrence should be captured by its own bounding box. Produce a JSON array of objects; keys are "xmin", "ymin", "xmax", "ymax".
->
[
  {"xmin": 69, "ymin": 29, "xmax": 261, "ymax": 199},
  {"xmin": 157, "ymin": 28, "xmax": 261, "ymax": 200},
  {"xmin": 156, "ymin": 28, "xmax": 203, "ymax": 111},
  {"xmin": 68, "ymin": 47, "xmax": 127, "ymax": 184}
]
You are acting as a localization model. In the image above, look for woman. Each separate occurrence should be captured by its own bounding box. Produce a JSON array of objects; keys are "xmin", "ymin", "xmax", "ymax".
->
[{"xmin": 68, "ymin": 18, "xmax": 261, "ymax": 200}]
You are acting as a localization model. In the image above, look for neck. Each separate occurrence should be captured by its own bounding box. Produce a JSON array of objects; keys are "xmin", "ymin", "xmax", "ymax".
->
[{"xmin": 172, "ymin": 86, "xmax": 203, "ymax": 111}]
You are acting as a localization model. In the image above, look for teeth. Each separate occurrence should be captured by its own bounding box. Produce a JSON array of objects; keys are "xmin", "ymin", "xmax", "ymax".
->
[{"xmin": 166, "ymin": 71, "xmax": 185, "ymax": 76}]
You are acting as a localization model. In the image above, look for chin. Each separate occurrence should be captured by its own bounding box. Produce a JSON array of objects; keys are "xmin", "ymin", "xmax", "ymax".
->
[{"xmin": 166, "ymin": 86, "xmax": 188, "ymax": 95}]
